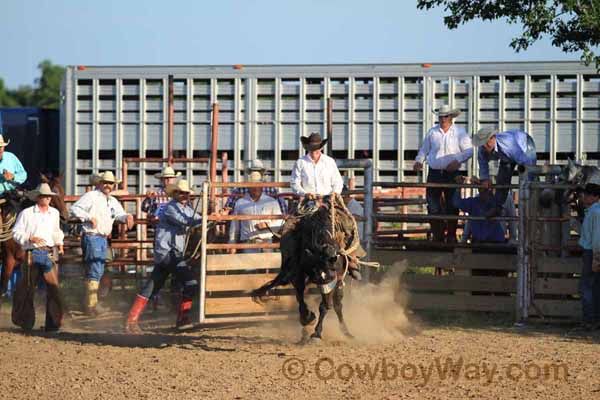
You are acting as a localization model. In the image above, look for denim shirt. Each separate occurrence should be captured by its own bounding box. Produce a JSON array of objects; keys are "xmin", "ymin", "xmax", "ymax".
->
[
  {"xmin": 452, "ymin": 191, "xmax": 506, "ymax": 242},
  {"xmin": 478, "ymin": 130, "xmax": 536, "ymax": 179},
  {"xmin": 154, "ymin": 200, "xmax": 202, "ymax": 261},
  {"xmin": 579, "ymin": 202, "xmax": 600, "ymax": 253}
]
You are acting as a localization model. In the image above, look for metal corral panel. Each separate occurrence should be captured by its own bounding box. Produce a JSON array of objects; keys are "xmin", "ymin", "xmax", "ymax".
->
[{"xmin": 60, "ymin": 62, "xmax": 600, "ymax": 194}]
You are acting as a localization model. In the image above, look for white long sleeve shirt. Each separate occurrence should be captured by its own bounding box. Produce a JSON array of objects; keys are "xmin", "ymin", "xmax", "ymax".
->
[
  {"xmin": 229, "ymin": 193, "xmax": 283, "ymax": 242},
  {"xmin": 13, "ymin": 205, "xmax": 64, "ymax": 250},
  {"xmin": 415, "ymin": 124, "xmax": 473, "ymax": 170},
  {"xmin": 70, "ymin": 189, "xmax": 129, "ymax": 236},
  {"xmin": 291, "ymin": 153, "xmax": 344, "ymax": 196}
]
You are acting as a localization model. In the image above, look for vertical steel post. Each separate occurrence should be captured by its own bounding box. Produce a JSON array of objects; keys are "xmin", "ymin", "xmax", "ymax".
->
[
  {"xmin": 199, "ymin": 181, "xmax": 209, "ymax": 324},
  {"xmin": 517, "ymin": 169, "xmax": 528, "ymax": 322},
  {"xmin": 168, "ymin": 75, "xmax": 174, "ymax": 166},
  {"xmin": 327, "ymin": 97, "xmax": 333, "ymax": 155},
  {"xmin": 209, "ymin": 102, "xmax": 219, "ymax": 211}
]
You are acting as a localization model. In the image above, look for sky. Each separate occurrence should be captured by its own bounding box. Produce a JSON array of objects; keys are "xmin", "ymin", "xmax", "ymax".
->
[{"xmin": 0, "ymin": 0, "xmax": 578, "ymax": 88}]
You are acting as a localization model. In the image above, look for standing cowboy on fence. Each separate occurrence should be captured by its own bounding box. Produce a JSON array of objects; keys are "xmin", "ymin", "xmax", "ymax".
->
[
  {"xmin": 224, "ymin": 159, "xmax": 288, "ymax": 214},
  {"xmin": 70, "ymin": 171, "xmax": 135, "ymax": 316},
  {"xmin": 141, "ymin": 165, "xmax": 181, "ymax": 222},
  {"xmin": 473, "ymin": 127, "xmax": 537, "ymax": 217},
  {"xmin": 228, "ymin": 170, "xmax": 283, "ymax": 254},
  {"xmin": 414, "ymin": 105, "xmax": 473, "ymax": 243},
  {"xmin": 125, "ymin": 179, "xmax": 202, "ymax": 333},
  {"xmin": 11, "ymin": 183, "xmax": 65, "ymax": 331},
  {"xmin": 0, "ymin": 114, "xmax": 28, "ymax": 196}
]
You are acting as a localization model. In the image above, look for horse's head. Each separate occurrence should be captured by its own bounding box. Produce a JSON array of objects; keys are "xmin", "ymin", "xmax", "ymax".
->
[{"xmin": 41, "ymin": 172, "xmax": 68, "ymax": 222}]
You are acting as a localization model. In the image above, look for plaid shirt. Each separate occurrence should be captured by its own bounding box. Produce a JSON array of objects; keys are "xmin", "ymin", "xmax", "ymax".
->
[
  {"xmin": 141, "ymin": 188, "xmax": 170, "ymax": 218},
  {"xmin": 224, "ymin": 187, "xmax": 287, "ymax": 214}
]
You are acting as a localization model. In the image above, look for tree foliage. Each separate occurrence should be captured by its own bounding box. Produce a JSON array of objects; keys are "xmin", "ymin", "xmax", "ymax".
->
[
  {"xmin": 0, "ymin": 60, "xmax": 64, "ymax": 108},
  {"xmin": 416, "ymin": 0, "xmax": 600, "ymax": 67}
]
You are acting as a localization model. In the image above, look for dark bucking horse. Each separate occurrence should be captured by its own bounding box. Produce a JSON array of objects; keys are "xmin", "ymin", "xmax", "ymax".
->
[
  {"xmin": 253, "ymin": 192, "xmax": 362, "ymax": 341},
  {"xmin": 0, "ymin": 173, "xmax": 68, "ymax": 299},
  {"xmin": 558, "ymin": 159, "xmax": 600, "ymax": 223}
]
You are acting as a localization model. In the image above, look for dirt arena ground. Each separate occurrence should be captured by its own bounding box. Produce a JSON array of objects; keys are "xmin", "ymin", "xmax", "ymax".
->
[{"xmin": 1, "ymin": 279, "xmax": 599, "ymax": 400}]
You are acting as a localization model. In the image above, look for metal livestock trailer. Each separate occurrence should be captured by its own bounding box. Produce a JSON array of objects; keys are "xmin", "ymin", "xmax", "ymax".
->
[{"xmin": 60, "ymin": 62, "xmax": 600, "ymax": 195}]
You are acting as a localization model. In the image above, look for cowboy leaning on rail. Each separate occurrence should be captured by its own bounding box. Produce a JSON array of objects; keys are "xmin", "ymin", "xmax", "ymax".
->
[
  {"xmin": 12, "ymin": 183, "xmax": 65, "ymax": 331},
  {"xmin": 284, "ymin": 132, "xmax": 363, "ymax": 280},
  {"xmin": 473, "ymin": 127, "xmax": 537, "ymax": 217},
  {"xmin": 125, "ymin": 179, "xmax": 202, "ymax": 333},
  {"xmin": 70, "ymin": 171, "xmax": 135, "ymax": 316},
  {"xmin": 0, "ymin": 134, "xmax": 27, "ymax": 195}
]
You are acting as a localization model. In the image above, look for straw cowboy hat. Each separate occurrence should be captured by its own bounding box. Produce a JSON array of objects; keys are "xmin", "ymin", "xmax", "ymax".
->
[
  {"xmin": 0, "ymin": 135, "xmax": 10, "ymax": 147},
  {"xmin": 300, "ymin": 132, "xmax": 328, "ymax": 151},
  {"xmin": 97, "ymin": 171, "xmax": 120, "ymax": 184},
  {"xmin": 166, "ymin": 179, "xmax": 194, "ymax": 196},
  {"xmin": 29, "ymin": 182, "xmax": 58, "ymax": 198},
  {"xmin": 246, "ymin": 171, "xmax": 263, "ymax": 183},
  {"xmin": 473, "ymin": 127, "xmax": 499, "ymax": 146},
  {"xmin": 245, "ymin": 159, "xmax": 266, "ymax": 174},
  {"xmin": 434, "ymin": 104, "xmax": 461, "ymax": 118},
  {"xmin": 155, "ymin": 166, "xmax": 181, "ymax": 179}
]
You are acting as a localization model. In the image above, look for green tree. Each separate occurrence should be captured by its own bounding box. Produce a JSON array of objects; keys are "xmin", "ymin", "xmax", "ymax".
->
[
  {"xmin": 416, "ymin": 0, "xmax": 600, "ymax": 67},
  {"xmin": 32, "ymin": 59, "xmax": 65, "ymax": 109},
  {"xmin": 0, "ymin": 78, "xmax": 19, "ymax": 107}
]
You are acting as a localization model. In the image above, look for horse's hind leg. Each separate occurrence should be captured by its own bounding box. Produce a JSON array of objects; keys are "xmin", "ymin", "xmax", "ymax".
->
[{"xmin": 333, "ymin": 284, "xmax": 353, "ymax": 339}]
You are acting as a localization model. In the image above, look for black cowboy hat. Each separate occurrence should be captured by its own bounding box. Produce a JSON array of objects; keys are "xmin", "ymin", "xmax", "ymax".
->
[
  {"xmin": 584, "ymin": 183, "xmax": 600, "ymax": 197},
  {"xmin": 300, "ymin": 132, "xmax": 328, "ymax": 151}
]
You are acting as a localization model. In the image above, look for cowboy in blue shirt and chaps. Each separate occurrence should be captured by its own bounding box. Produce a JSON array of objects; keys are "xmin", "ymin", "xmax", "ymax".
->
[
  {"xmin": 577, "ymin": 180, "xmax": 600, "ymax": 331},
  {"xmin": 125, "ymin": 179, "xmax": 202, "ymax": 333},
  {"xmin": 473, "ymin": 128, "xmax": 537, "ymax": 217}
]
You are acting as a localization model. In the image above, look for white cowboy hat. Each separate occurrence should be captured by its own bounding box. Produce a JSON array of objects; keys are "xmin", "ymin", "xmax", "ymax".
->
[
  {"xmin": 245, "ymin": 159, "xmax": 265, "ymax": 173},
  {"xmin": 166, "ymin": 179, "xmax": 194, "ymax": 196},
  {"xmin": 246, "ymin": 171, "xmax": 263, "ymax": 183},
  {"xmin": 0, "ymin": 135, "xmax": 10, "ymax": 147},
  {"xmin": 473, "ymin": 127, "xmax": 499, "ymax": 146},
  {"xmin": 155, "ymin": 166, "xmax": 182, "ymax": 179},
  {"xmin": 97, "ymin": 171, "xmax": 120, "ymax": 184},
  {"xmin": 29, "ymin": 182, "xmax": 58, "ymax": 198},
  {"xmin": 434, "ymin": 104, "xmax": 461, "ymax": 118}
]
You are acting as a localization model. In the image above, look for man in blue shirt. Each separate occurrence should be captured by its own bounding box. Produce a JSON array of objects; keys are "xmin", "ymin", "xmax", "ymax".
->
[
  {"xmin": 577, "ymin": 181, "xmax": 600, "ymax": 330},
  {"xmin": 125, "ymin": 179, "xmax": 202, "ymax": 333},
  {"xmin": 0, "ymin": 134, "xmax": 27, "ymax": 195},
  {"xmin": 473, "ymin": 128, "xmax": 536, "ymax": 217},
  {"xmin": 452, "ymin": 183, "xmax": 506, "ymax": 243}
]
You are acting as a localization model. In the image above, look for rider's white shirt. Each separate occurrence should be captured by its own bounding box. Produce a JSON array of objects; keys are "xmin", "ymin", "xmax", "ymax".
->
[{"xmin": 291, "ymin": 153, "xmax": 344, "ymax": 196}]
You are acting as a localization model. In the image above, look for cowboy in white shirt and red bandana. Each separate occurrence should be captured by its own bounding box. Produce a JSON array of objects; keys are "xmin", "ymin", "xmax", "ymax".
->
[
  {"xmin": 414, "ymin": 105, "xmax": 473, "ymax": 243},
  {"xmin": 12, "ymin": 183, "xmax": 65, "ymax": 331},
  {"xmin": 70, "ymin": 171, "xmax": 135, "ymax": 316}
]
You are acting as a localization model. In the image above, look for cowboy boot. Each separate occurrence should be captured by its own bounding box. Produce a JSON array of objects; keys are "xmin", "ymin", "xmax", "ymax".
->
[
  {"xmin": 176, "ymin": 298, "xmax": 194, "ymax": 330},
  {"xmin": 85, "ymin": 280, "xmax": 108, "ymax": 316},
  {"xmin": 430, "ymin": 221, "xmax": 444, "ymax": 242},
  {"xmin": 125, "ymin": 294, "xmax": 148, "ymax": 334}
]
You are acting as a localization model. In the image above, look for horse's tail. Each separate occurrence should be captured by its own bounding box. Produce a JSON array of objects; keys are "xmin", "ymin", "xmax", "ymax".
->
[{"xmin": 250, "ymin": 267, "xmax": 292, "ymax": 302}]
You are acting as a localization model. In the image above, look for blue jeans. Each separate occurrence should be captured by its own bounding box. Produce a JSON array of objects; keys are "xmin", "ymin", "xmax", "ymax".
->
[
  {"xmin": 82, "ymin": 235, "xmax": 107, "ymax": 281},
  {"xmin": 139, "ymin": 251, "xmax": 197, "ymax": 300},
  {"xmin": 580, "ymin": 250, "xmax": 600, "ymax": 323},
  {"xmin": 426, "ymin": 169, "xmax": 460, "ymax": 216},
  {"xmin": 31, "ymin": 249, "xmax": 53, "ymax": 274}
]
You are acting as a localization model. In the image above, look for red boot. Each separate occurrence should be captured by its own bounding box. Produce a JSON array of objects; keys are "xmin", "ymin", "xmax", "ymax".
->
[
  {"xmin": 125, "ymin": 295, "xmax": 148, "ymax": 334},
  {"xmin": 176, "ymin": 299, "xmax": 193, "ymax": 330}
]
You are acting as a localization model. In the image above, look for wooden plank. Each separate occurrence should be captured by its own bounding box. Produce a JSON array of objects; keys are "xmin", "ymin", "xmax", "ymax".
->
[
  {"xmin": 535, "ymin": 278, "xmax": 579, "ymax": 295},
  {"xmin": 372, "ymin": 250, "xmax": 454, "ymax": 268},
  {"xmin": 529, "ymin": 300, "xmax": 581, "ymax": 318},
  {"xmin": 206, "ymin": 253, "xmax": 281, "ymax": 271},
  {"xmin": 402, "ymin": 275, "xmax": 516, "ymax": 293},
  {"xmin": 206, "ymin": 273, "xmax": 284, "ymax": 292},
  {"xmin": 205, "ymin": 295, "xmax": 299, "ymax": 315},
  {"xmin": 372, "ymin": 250, "xmax": 518, "ymax": 271},
  {"xmin": 407, "ymin": 293, "xmax": 515, "ymax": 312},
  {"xmin": 536, "ymin": 257, "xmax": 580, "ymax": 273}
]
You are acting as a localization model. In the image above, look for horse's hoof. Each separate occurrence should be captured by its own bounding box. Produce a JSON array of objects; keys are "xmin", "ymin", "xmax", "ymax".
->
[
  {"xmin": 342, "ymin": 330, "xmax": 355, "ymax": 340},
  {"xmin": 309, "ymin": 335, "xmax": 323, "ymax": 344},
  {"xmin": 300, "ymin": 311, "xmax": 316, "ymax": 326}
]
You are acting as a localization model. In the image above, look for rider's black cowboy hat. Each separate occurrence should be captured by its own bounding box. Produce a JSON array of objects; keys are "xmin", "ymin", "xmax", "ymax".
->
[{"xmin": 300, "ymin": 132, "xmax": 328, "ymax": 151}]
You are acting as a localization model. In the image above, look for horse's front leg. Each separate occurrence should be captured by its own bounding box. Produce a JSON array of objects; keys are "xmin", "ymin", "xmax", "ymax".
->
[
  {"xmin": 294, "ymin": 275, "xmax": 315, "ymax": 326},
  {"xmin": 311, "ymin": 293, "xmax": 331, "ymax": 340},
  {"xmin": 333, "ymin": 283, "xmax": 353, "ymax": 339}
]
